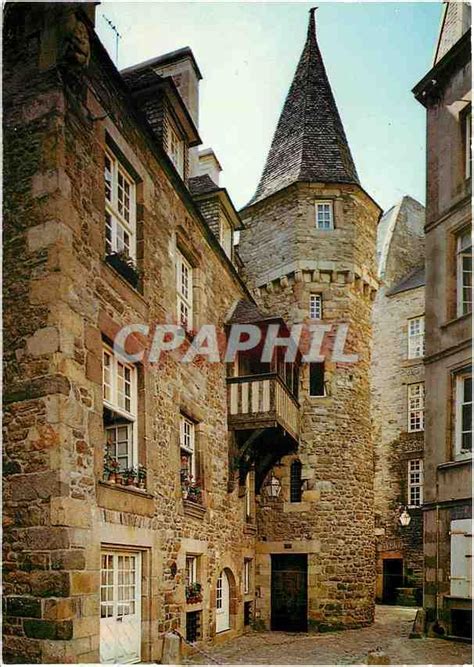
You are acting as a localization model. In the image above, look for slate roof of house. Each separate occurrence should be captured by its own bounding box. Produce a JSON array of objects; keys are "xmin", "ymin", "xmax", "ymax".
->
[
  {"xmin": 386, "ymin": 266, "xmax": 425, "ymax": 296},
  {"xmin": 188, "ymin": 174, "xmax": 220, "ymax": 196},
  {"xmin": 247, "ymin": 9, "xmax": 359, "ymax": 207},
  {"xmin": 227, "ymin": 299, "xmax": 282, "ymax": 325}
]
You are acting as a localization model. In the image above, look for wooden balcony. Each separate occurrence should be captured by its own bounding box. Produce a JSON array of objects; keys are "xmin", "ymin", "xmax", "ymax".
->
[{"xmin": 227, "ymin": 373, "xmax": 300, "ymax": 442}]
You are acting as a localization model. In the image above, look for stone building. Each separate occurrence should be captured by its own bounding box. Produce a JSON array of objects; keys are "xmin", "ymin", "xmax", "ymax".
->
[
  {"xmin": 413, "ymin": 1, "xmax": 472, "ymax": 640},
  {"xmin": 3, "ymin": 2, "xmax": 383, "ymax": 664},
  {"xmin": 372, "ymin": 196, "xmax": 426, "ymax": 606},
  {"xmin": 238, "ymin": 9, "xmax": 381, "ymax": 632}
]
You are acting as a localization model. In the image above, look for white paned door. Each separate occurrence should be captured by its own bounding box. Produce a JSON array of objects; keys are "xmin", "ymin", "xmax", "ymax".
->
[
  {"xmin": 100, "ymin": 551, "xmax": 141, "ymax": 664},
  {"xmin": 216, "ymin": 570, "xmax": 230, "ymax": 633}
]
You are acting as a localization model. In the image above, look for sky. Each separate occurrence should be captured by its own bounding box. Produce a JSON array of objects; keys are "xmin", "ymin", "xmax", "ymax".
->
[{"xmin": 97, "ymin": 2, "xmax": 443, "ymax": 212}]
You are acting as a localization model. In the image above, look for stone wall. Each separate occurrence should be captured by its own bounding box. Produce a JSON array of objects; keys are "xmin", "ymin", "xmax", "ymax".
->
[
  {"xmin": 3, "ymin": 4, "xmax": 255, "ymax": 662},
  {"xmin": 240, "ymin": 183, "xmax": 380, "ymax": 629}
]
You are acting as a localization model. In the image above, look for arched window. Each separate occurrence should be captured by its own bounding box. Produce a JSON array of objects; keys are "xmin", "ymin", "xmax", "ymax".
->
[{"xmin": 290, "ymin": 460, "xmax": 302, "ymax": 503}]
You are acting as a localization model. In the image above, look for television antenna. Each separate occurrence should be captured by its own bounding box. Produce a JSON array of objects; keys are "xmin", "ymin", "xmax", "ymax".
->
[{"xmin": 103, "ymin": 14, "xmax": 122, "ymax": 67}]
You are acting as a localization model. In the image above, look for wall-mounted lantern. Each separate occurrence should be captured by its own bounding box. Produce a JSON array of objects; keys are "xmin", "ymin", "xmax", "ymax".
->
[
  {"xmin": 399, "ymin": 506, "xmax": 411, "ymax": 527},
  {"xmin": 265, "ymin": 473, "xmax": 281, "ymax": 498}
]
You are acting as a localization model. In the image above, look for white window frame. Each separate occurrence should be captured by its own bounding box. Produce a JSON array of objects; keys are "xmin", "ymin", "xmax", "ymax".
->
[
  {"xmin": 315, "ymin": 201, "xmax": 334, "ymax": 230},
  {"xmin": 456, "ymin": 229, "xmax": 472, "ymax": 317},
  {"xmin": 450, "ymin": 518, "xmax": 472, "ymax": 598},
  {"xmin": 180, "ymin": 415, "xmax": 196, "ymax": 481},
  {"xmin": 219, "ymin": 215, "xmax": 233, "ymax": 259},
  {"xmin": 455, "ymin": 370, "xmax": 472, "ymax": 460},
  {"xmin": 216, "ymin": 572, "xmax": 223, "ymax": 610},
  {"xmin": 310, "ymin": 294, "xmax": 323, "ymax": 320},
  {"xmin": 104, "ymin": 149, "xmax": 136, "ymax": 260},
  {"xmin": 243, "ymin": 559, "xmax": 251, "ymax": 595},
  {"xmin": 168, "ymin": 122, "xmax": 185, "ymax": 178},
  {"xmin": 244, "ymin": 472, "xmax": 252, "ymax": 521},
  {"xmin": 185, "ymin": 555, "xmax": 198, "ymax": 587},
  {"xmin": 408, "ymin": 316, "xmax": 425, "ymax": 359},
  {"xmin": 407, "ymin": 459, "xmax": 423, "ymax": 507},
  {"xmin": 103, "ymin": 346, "xmax": 138, "ymax": 471},
  {"xmin": 176, "ymin": 249, "xmax": 193, "ymax": 330},
  {"xmin": 408, "ymin": 383, "xmax": 425, "ymax": 432}
]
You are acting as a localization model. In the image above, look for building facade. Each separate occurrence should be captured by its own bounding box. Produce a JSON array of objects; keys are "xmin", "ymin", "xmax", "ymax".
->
[
  {"xmin": 413, "ymin": 1, "xmax": 472, "ymax": 640},
  {"xmin": 372, "ymin": 196, "xmax": 426, "ymax": 606},
  {"xmin": 238, "ymin": 10, "xmax": 381, "ymax": 632},
  {"xmin": 2, "ymin": 3, "xmax": 383, "ymax": 663}
]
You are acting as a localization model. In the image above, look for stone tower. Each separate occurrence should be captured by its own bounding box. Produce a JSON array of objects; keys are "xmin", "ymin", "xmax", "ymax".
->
[{"xmin": 239, "ymin": 10, "xmax": 381, "ymax": 630}]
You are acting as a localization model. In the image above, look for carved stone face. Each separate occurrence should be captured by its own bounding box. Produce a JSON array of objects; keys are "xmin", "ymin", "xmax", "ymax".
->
[{"xmin": 62, "ymin": 13, "xmax": 90, "ymax": 68}]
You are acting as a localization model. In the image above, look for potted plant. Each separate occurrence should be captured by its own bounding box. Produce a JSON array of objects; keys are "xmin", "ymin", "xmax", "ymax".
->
[
  {"xmin": 137, "ymin": 464, "xmax": 147, "ymax": 489},
  {"xmin": 104, "ymin": 454, "xmax": 119, "ymax": 484},
  {"xmin": 185, "ymin": 582, "xmax": 202, "ymax": 604},
  {"xmin": 105, "ymin": 249, "xmax": 140, "ymax": 289},
  {"xmin": 124, "ymin": 466, "xmax": 137, "ymax": 487},
  {"xmin": 186, "ymin": 480, "xmax": 203, "ymax": 504}
]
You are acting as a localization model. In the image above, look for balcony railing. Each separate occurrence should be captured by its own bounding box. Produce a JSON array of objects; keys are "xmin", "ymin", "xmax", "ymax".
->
[{"xmin": 227, "ymin": 373, "xmax": 300, "ymax": 441}]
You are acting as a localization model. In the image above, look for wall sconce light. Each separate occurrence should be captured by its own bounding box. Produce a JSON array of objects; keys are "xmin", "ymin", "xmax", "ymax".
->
[
  {"xmin": 265, "ymin": 473, "xmax": 281, "ymax": 498},
  {"xmin": 399, "ymin": 506, "xmax": 411, "ymax": 527}
]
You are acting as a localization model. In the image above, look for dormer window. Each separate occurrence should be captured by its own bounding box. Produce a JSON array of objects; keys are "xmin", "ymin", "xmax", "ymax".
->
[
  {"xmin": 316, "ymin": 201, "xmax": 334, "ymax": 230},
  {"xmin": 168, "ymin": 123, "xmax": 185, "ymax": 178}
]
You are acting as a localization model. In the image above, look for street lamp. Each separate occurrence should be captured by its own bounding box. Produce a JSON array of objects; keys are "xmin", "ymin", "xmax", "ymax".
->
[
  {"xmin": 265, "ymin": 473, "xmax": 281, "ymax": 498},
  {"xmin": 399, "ymin": 506, "xmax": 411, "ymax": 527}
]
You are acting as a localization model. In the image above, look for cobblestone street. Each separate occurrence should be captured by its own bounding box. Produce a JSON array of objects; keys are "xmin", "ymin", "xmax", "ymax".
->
[{"xmin": 187, "ymin": 606, "xmax": 472, "ymax": 665}]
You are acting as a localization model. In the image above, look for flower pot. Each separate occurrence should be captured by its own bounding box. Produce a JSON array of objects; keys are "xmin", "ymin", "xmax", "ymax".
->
[{"xmin": 108, "ymin": 472, "xmax": 117, "ymax": 484}]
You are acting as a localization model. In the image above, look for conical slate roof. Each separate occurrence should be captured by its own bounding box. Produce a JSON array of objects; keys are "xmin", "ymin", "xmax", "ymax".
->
[{"xmin": 248, "ymin": 9, "xmax": 359, "ymax": 206}]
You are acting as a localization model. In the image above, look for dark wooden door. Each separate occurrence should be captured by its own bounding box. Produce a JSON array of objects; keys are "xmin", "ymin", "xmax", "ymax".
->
[
  {"xmin": 271, "ymin": 554, "xmax": 308, "ymax": 631},
  {"xmin": 382, "ymin": 558, "xmax": 403, "ymax": 604}
]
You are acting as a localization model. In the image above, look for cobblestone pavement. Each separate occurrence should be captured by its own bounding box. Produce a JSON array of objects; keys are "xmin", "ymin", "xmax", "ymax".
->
[{"xmin": 187, "ymin": 606, "xmax": 472, "ymax": 665}]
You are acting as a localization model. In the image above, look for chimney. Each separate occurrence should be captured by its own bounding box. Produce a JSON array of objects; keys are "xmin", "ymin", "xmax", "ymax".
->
[{"xmin": 197, "ymin": 149, "xmax": 222, "ymax": 186}]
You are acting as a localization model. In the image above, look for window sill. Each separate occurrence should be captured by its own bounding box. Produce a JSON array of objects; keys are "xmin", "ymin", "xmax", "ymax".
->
[
  {"xmin": 183, "ymin": 498, "xmax": 206, "ymax": 520},
  {"xmin": 97, "ymin": 480, "xmax": 155, "ymax": 516},
  {"xmin": 438, "ymin": 458, "xmax": 472, "ymax": 471},
  {"xmin": 440, "ymin": 311, "xmax": 472, "ymax": 330},
  {"xmin": 101, "ymin": 258, "xmax": 146, "ymax": 306},
  {"xmin": 185, "ymin": 601, "xmax": 204, "ymax": 611}
]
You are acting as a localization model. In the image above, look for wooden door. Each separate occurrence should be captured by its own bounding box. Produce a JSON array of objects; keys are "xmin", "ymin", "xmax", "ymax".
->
[
  {"xmin": 271, "ymin": 554, "xmax": 308, "ymax": 631},
  {"xmin": 100, "ymin": 551, "xmax": 141, "ymax": 664}
]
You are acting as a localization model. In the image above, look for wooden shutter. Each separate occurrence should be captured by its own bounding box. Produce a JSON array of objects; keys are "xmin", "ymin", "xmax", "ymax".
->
[{"xmin": 450, "ymin": 518, "xmax": 472, "ymax": 598}]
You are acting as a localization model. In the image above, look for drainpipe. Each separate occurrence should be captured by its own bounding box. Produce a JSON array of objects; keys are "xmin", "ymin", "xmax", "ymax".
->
[{"xmin": 435, "ymin": 502, "xmax": 440, "ymax": 624}]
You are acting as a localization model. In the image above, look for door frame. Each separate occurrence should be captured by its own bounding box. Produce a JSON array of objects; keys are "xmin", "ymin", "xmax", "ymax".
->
[
  {"xmin": 216, "ymin": 569, "xmax": 231, "ymax": 633},
  {"xmin": 100, "ymin": 545, "xmax": 148, "ymax": 664}
]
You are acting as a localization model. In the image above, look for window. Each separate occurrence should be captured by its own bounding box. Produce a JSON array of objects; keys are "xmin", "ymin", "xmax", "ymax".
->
[
  {"xmin": 465, "ymin": 108, "xmax": 471, "ymax": 180},
  {"xmin": 103, "ymin": 347, "xmax": 137, "ymax": 472},
  {"xmin": 243, "ymin": 559, "xmax": 251, "ymax": 594},
  {"xmin": 186, "ymin": 611, "xmax": 202, "ymax": 642},
  {"xmin": 450, "ymin": 519, "xmax": 472, "ymax": 598},
  {"xmin": 177, "ymin": 250, "xmax": 193, "ymax": 330},
  {"xmin": 456, "ymin": 229, "xmax": 472, "ymax": 317},
  {"xmin": 309, "ymin": 362, "xmax": 325, "ymax": 397},
  {"xmin": 455, "ymin": 370, "xmax": 472, "ymax": 459},
  {"xmin": 290, "ymin": 460, "xmax": 303, "ymax": 503},
  {"xmin": 216, "ymin": 572, "xmax": 223, "ymax": 610},
  {"xmin": 104, "ymin": 150, "xmax": 136, "ymax": 259},
  {"xmin": 310, "ymin": 294, "xmax": 322, "ymax": 320},
  {"xmin": 168, "ymin": 123, "xmax": 185, "ymax": 177},
  {"xmin": 408, "ymin": 383, "xmax": 424, "ymax": 432},
  {"xmin": 185, "ymin": 556, "xmax": 198, "ymax": 586},
  {"xmin": 407, "ymin": 459, "xmax": 423, "ymax": 507},
  {"xmin": 316, "ymin": 201, "xmax": 334, "ymax": 230},
  {"xmin": 408, "ymin": 316, "xmax": 425, "ymax": 359},
  {"xmin": 219, "ymin": 215, "xmax": 233, "ymax": 259},
  {"xmin": 244, "ymin": 472, "xmax": 252, "ymax": 521},
  {"xmin": 180, "ymin": 415, "xmax": 196, "ymax": 481}
]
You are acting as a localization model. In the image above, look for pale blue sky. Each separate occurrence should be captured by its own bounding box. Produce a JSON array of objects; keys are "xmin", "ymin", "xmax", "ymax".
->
[{"xmin": 97, "ymin": 2, "xmax": 442, "ymax": 212}]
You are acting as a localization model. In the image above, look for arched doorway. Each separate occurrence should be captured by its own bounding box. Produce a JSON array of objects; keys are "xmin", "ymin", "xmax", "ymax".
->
[{"xmin": 216, "ymin": 569, "xmax": 230, "ymax": 633}]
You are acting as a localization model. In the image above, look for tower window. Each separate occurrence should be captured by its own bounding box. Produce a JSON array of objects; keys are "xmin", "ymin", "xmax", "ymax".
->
[
  {"xmin": 315, "ymin": 202, "xmax": 334, "ymax": 230},
  {"xmin": 408, "ymin": 316, "xmax": 425, "ymax": 359},
  {"xmin": 407, "ymin": 459, "xmax": 423, "ymax": 507},
  {"xmin": 290, "ymin": 460, "xmax": 303, "ymax": 503},
  {"xmin": 408, "ymin": 383, "xmax": 425, "ymax": 432},
  {"xmin": 309, "ymin": 362, "xmax": 325, "ymax": 397},
  {"xmin": 310, "ymin": 294, "xmax": 322, "ymax": 320}
]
